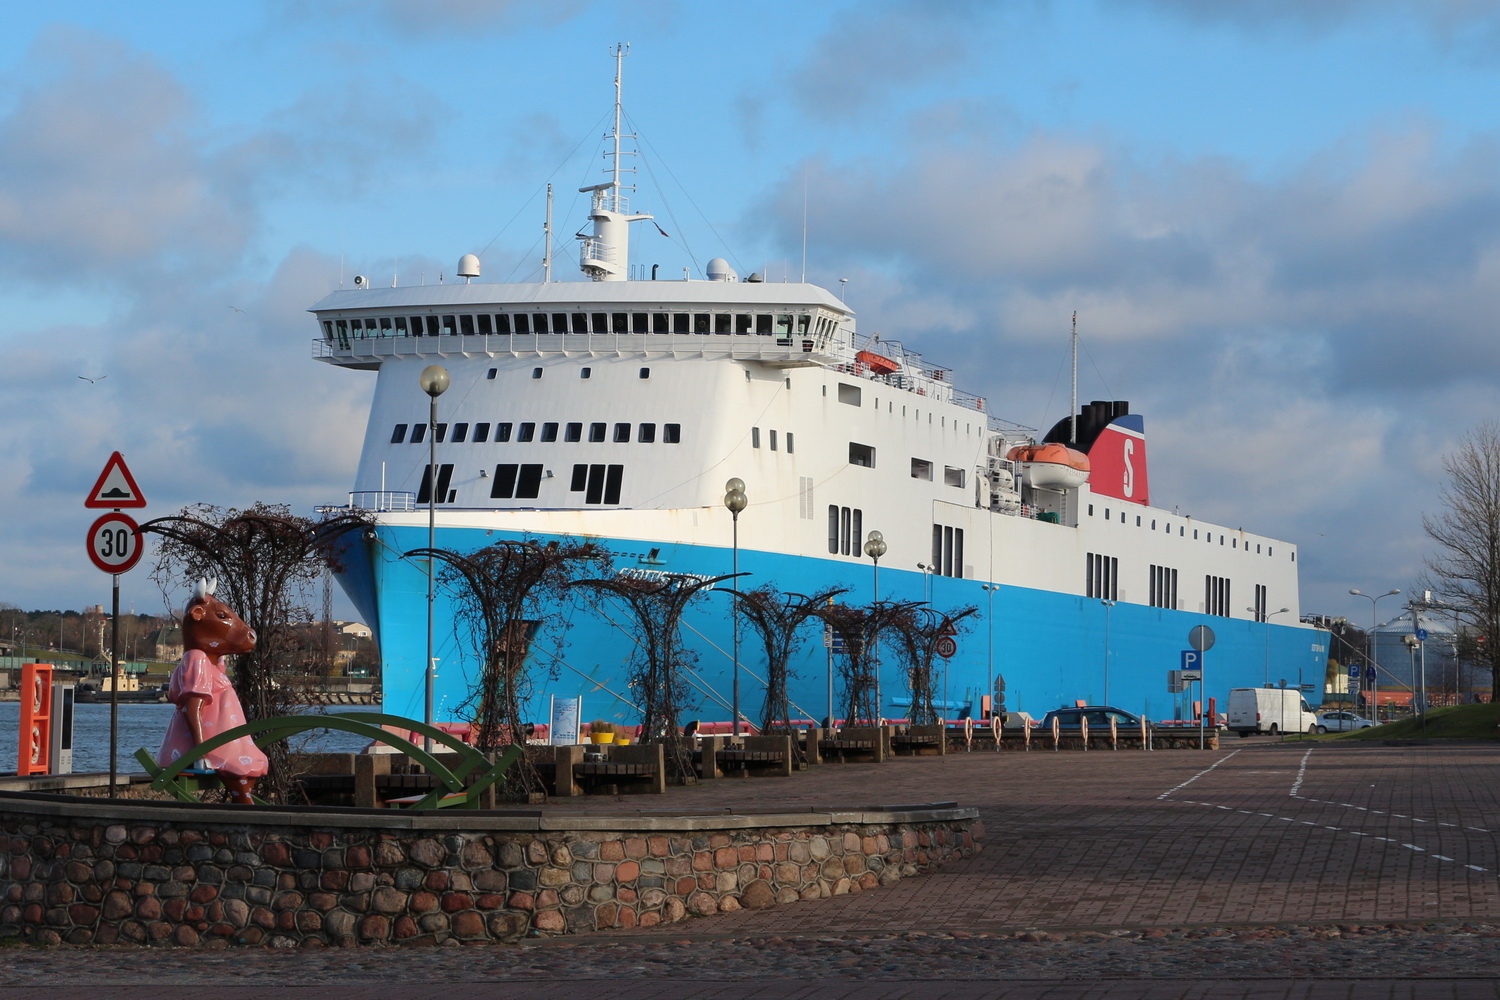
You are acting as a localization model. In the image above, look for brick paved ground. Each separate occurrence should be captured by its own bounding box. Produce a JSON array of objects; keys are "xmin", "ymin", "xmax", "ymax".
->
[{"xmin": 8, "ymin": 739, "xmax": 1500, "ymax": 1000}]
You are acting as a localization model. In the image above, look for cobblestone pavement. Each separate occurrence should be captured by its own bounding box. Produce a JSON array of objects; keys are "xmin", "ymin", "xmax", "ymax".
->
[{"xmin": 7, "ymin": 739, "xmax": 1500, "ymax": 999}]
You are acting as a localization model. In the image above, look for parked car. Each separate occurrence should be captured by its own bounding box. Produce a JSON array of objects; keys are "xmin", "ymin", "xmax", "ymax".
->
[
  {"xmin": 1315, "ymin": 710, "xmax": 1375, "ymax": 733},
  {"xmin": 1039, "ymin": 706, "xmax": 1150, "ymax": 733}
]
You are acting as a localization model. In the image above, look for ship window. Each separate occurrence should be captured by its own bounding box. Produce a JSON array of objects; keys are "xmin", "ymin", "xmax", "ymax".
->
[
  {"xmin": 322, "ymin": 320, "xmax": 333, "ymax": 340},
  {"xmin": 1193, "ymin": 529, "xmax": 1199, "ymax": 539},
  {"xmin": 769, "ymin": 430, "xmax": 778, "ymax": 451},
  {"xmin": 612, "ymin": 313, "xmax": 629, "ymax": 333},
  {"xmin": 532, "ymin": 313, "xmax": 549, "ymax": 334},
  {"xmin": 758, "ymin": 314, "xmax": 775, "ymax": 335},
  {"xmin": 1085, "ymin": 552, "xmax": 1118, "ymax": 600},
  {"xmin": 591, "ymin": 312, "xmax": 607, "ymax": 333},
  {"xmin": 664, "ymin": 423, "xmax": 681, "ymax": 443},
  {"xmin": 491, "ymin": 464, "xmax": 519, "ymax": 498},
  {"xmin": 380, "ymin": 317, "xmax": 394, "ymax": 337},
  {"xmin": 736, "ymin": 314, "xmax": 753, "ymax": 335},
  {"xmin": 912, "ymin": 458, "xmax": 933, "ymax": 481},
  {"xmin": 944, "ymin": 467, "xmax": 964, "ymax": 488},
  {"xmin": 849, "ymin": 443, "xmax": 875, "ymax": 467},
  {"xmin": 1149, "ymin": 565, "xmax": 1178, "ymax": 609},
  {"xmin": 441, "ymin": 315, "xmax": 456, "ymax": 336},
  {"xmin": 693, "ymin": 313, "xmax": 711, "ymax": 333},
  {"xmin": 639, "ymin": 368, "xmax": 650, "ymax": 379},
  {"xmin": 349, "ymin": 318, "xmax": 365, "ymax": 338},
  {"xmin": 669, "ymin": 313, "xmax": 687, "ymax": 333},
  {"xmin": 541, "ymin": 422, "xmax": 558, "ymax": 443},
  {"xmin": 1205, "ymin": 575, "xmax": 1231, "ymax": 617},
  {"xmin": 652, "ymin": 313, "xmax": 669, "ymax": 333},
  {"xmin": 715, "ymin": 313, "xmax": 732, "ymax": 334},
  {"xmin": 638, "ymin": 423, "xmax": 656, "ymax": 443},
  {"xmin": 410, "ymin": 423, "xmax": 426, "ymax": 444},
  {"xmin": 570, "ymin": 464, "xmax": 588, "ymax": 491},
  {"xmin": 390, "ymin": 424, "xmax": 408, "ymax": 444},
  {"xmin": 495, "ymin": 422, "xmax": 513, "ymax": 442},
  {"xmin": 490, "ymin": 314, "xmax": 508, "ymax": 334},
  {"xmin": 1088, "ymin": 504, "xmax": 1094, "ymax": 516},
  {"xmin": 473, "ymin": 423, "xmax": 490, "ymax": 443},
  {"xmin": 837, "ymin": 383, "xmax": 862, "ymax": 406},
  {"xmin": 633, "ymin": 313, "xmax": 648, "ymax": 333},
  {"xmin": 786, "ymin": 432, "xmax": 794, "ymax": 454},
  {"xmin": 452, "ymin": 423, "xmax": 469, "ymax": 443},
  {"xmin": 580, "ymin": 368, "xmax": 592, "ymax": 379},
  {"xmin": 487, "ymin": 368, "xmax": 497, "ymax": 380},
  {"xmin": 514, "ymin": 314, "xmax": 531, "ymax": 334},
  {"xmin": 1136, "ymin": 515, "xmax": 1142, "ymax": 527},
  {"xmin": 531, "ymin": 368, "xmax": 543, "ymax": 379},
  {"xmin": 573, "ymin": 313, "xmax": 588, "ymax": 332},
  {"xmin": 1105, "ymin": 510, "xmax": 1111, "ymax": 520},
  {"xmin": 1152, "ymin": 519, "xmax": 1157, "ymax": 530},
  {"xmin": 828, "ymin": 507, "xmax": 839, "ymax": 553},
  {"xmin": 589, "ymin": 423, "xmax": 606, "ymax": 442},
  {"xmin": 565, "ymin": 422, "xmax": 582, "ymax": 443},
  {"xmin": 613, "ymin": 422, "xmax": 630, "ymax": 443},
  {"xmin": 516, "ymin": 464, "xmax": 543, "ymax": 498},
  {"xmin": 477, "ymin": 314, "xmax": 493, "ymax": 335},
  {"xmin": 417, "ymin": 463, "xmax": 455, "ymax": 505},
  {"xmin": 518, "ymin": 422, "xmax": 536, "ymax": 442},
  {"xmin": 459, "ymin": 314, "xmax": 475, "ymax": 335},
  {"xmin": 752, "ymin": 428, "xmax": 761, "ymax": 449},
  {"xmin": 553, "ymin": 313, "xmax": 570, "ymax": 332}
]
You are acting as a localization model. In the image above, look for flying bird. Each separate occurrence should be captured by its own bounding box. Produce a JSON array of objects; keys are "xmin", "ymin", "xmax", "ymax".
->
[
  {"xmin": 77, "ymin": 375, "xmax": 108, "ymax": 384},
  {"xmin": 227, "ymin": 305, "xmax": 245, "ymax": 313}
]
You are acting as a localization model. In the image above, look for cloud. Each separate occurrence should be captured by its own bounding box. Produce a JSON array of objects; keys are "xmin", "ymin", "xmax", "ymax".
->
[
  {"xmin": 1128, "ymin": 0, "xmax": 1500, "ymax": 47},
  {"xmin": 787, "ymin": 0, "xmax": 999, "ymax": 122},
  {"xmin": 0, "ymin": 27, "xmax": 254, "ymax": 284}
]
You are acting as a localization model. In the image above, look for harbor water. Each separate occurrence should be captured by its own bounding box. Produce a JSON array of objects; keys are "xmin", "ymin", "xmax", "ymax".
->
[{"xmin": 0, "ymin": 701, "xmax": 383, "ymax": 776}]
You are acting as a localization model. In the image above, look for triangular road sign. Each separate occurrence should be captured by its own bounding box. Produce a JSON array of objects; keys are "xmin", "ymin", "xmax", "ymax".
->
[{"xmin": 85, "ymin": 451, "xmax": 147, "ymax": 509}]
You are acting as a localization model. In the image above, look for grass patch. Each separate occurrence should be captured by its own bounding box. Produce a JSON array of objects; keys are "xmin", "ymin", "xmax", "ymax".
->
[{"xmin": 1332, "ymin": 701, "xmax": 1500, "ymax": 741}]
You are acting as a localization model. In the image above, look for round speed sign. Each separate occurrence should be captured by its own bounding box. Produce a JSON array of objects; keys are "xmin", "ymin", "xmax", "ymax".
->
[
  {"xmin": 935, "ymin": 635, "xmax": 958, "ymax": 659},
  {"xmin": 87, "ymin": 512, "xmax": 143, "ymax": 574}
]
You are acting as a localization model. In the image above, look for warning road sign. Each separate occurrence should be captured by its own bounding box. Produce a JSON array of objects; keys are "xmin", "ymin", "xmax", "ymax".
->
[{"xmin": 85, "ymin": 452, "xmax": 147, "ymax": 509}]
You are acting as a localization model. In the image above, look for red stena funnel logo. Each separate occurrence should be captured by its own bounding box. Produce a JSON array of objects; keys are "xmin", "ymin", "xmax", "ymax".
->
[{"xmin": 1087, "ymin": 415, "xmax": 1149, "ymax": 506}]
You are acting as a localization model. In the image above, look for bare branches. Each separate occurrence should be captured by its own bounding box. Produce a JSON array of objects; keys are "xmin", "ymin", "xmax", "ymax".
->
[
  {"xmin": 576, "ymin": 572, "xmax": 732, "ymax": 778},
  {"xmin": 1423, "ymin": 421, "xmax": 1500, "ymax": 693},
  {"xmin": 733, "ymin": 585, "xmax": 849, "ymax": 731}
]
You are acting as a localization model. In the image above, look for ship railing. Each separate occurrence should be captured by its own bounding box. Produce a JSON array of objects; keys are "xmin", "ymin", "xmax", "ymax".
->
[
  {"xmin": 312, "ymin": 332, "xmax": 843, "ymax": 367},
  {"xmin": 343, "ymin": 491, "xmax": 418, "ymax": 512}
]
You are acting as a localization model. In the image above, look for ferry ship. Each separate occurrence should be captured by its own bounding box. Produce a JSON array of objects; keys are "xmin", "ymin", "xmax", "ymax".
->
[{"xmin": 310, "ymin": 51, "xmax": 1329, "ymax": 730}]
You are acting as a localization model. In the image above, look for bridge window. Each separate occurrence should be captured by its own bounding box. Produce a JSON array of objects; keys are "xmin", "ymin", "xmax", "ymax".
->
[{"xmin": 390, "ymin": 424, "xmax": 408, "ymax": 444}]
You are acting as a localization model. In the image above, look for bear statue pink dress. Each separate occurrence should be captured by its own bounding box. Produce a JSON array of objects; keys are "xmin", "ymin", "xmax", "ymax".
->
[{"xmin": 155, "ymin": 578, "xmax": 267, "ymax": 803}]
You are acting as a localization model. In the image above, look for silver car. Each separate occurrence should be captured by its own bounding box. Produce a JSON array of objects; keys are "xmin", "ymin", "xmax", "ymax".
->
[{"xmin": 1315, "ymin": 710, "xmax": 1375, "ymax": 733}]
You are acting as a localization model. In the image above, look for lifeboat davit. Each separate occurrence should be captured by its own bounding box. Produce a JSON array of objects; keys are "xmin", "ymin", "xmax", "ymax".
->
[
  {"xmin": 855, "ymin": 350, "xmax": 900, "ymax": 375},
  {"xmin": 1006, "ymin": 442, "xmax": 1091, "ymax": 490}
]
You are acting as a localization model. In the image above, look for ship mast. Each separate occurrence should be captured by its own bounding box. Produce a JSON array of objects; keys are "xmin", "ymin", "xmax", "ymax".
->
[
  {"xmin": 1070, "ymin": 311, "xmax": 1078, "ymax": 446},
  {"xmin": 578, "ymin": 43, "xmax": 653, "ymax": 282}
]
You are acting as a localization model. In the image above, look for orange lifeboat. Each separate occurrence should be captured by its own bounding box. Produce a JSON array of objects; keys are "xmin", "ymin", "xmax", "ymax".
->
[
  {"xmin": 1006, "ymin": 442, "xmax": 1090, "ymax": 490},
  {"xmin": 855, "ymin": 350, "xmax": 900, "ymax": 375}
]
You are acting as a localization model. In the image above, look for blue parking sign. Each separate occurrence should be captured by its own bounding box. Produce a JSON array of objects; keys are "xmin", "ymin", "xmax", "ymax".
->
[
  {"xmin": 1348, "ymin": 664, "xmax": 1359, "ymax": 679},
  {"xmin": 1364, "ymin": 665, "xmax": 1376, "ymax": 682}
]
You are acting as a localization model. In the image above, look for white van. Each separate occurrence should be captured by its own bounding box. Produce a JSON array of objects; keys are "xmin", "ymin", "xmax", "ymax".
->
[{"xmin": 1226, "ymin": 687, "xmax": 1318, "ymax": 737}]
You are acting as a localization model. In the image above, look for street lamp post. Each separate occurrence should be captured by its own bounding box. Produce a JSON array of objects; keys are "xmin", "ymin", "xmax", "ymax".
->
[
  {"xmin": 724, "ymin": 479, "xmax": 747, "ymax": 737},
  {"xmin": 419, "ymin": 365, "xmax": 450, "ymax": 752},
  {"xmin": 1349, "ymin": 588, "xmax": 1400, "ymax": 719},
  {"xmin": 863, "ymin": 530, "xmax": 886, "ymax": 722},
  {"xmin": 1249, "ymin": 606, "xmax": 1292, "ymax": 686},
  {"xmin": 1101, "ymin": 599, "xmax": 1116, "ymax": 706},
  {"xmin": 981, "ymin": 584, "xmax": 998, "ymax": 719}
]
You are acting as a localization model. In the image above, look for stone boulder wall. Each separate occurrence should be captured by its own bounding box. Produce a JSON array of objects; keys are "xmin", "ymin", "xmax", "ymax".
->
[{"xmin": 0, "ymin": 792, "xmax": 982, "ymax": 947}]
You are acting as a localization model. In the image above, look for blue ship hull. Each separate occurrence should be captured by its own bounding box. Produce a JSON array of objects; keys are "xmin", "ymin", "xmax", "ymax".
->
[{"xmin": 336, "ymin": 524, "xmax": 1327, "ymax": 729}]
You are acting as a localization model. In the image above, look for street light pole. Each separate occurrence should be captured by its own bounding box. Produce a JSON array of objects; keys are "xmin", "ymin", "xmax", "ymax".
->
[
  {"xmin": 864, "ymin": 530, "xmax": 886, "ymax": 723},
  {"xmin": 419, "ymin": 365, "xmax": 450, "ymax": 752},
  {"xmin": 1101, "ymin": 599, "xmax": 1116, "ymax": 705},
  {"xmin": 1249, "ymin": 606, "xmax": 1292, "ymax": 687},
  {"xmin": 724, "ymin": 479, "xmax": 747, "ymax": 737},
  {"xmin": 1349, "ymin": 587, "xmax": 1399, "ymax": 719}
]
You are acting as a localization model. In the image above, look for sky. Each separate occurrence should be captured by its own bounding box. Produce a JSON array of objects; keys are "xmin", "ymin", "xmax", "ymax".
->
[{"xmin": 3, "ymin": 0, "xmax": 1499, "ymax": 631}]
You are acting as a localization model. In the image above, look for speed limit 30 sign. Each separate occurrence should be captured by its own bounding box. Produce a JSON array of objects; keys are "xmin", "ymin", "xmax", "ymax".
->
[{"xmin": 87, "ymin": 512, "xmax": 143, "ymax": 574}]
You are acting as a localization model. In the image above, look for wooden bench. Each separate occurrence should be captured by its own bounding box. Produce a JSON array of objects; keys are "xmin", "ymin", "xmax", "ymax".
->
[
  {"xmin": 710, "ymin": 735, "xmax": 794, "ymax": 778},
  {"xmin": 818, "ymin": 726, "xmax": 887, "ymax": 763},
  {"xmin": 891, "ymin": 724, "xmax": 947, "ymax": 757},
  {"xmin": 538, "ymin": 742, "xmax": 665, "ymax": 796}
]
